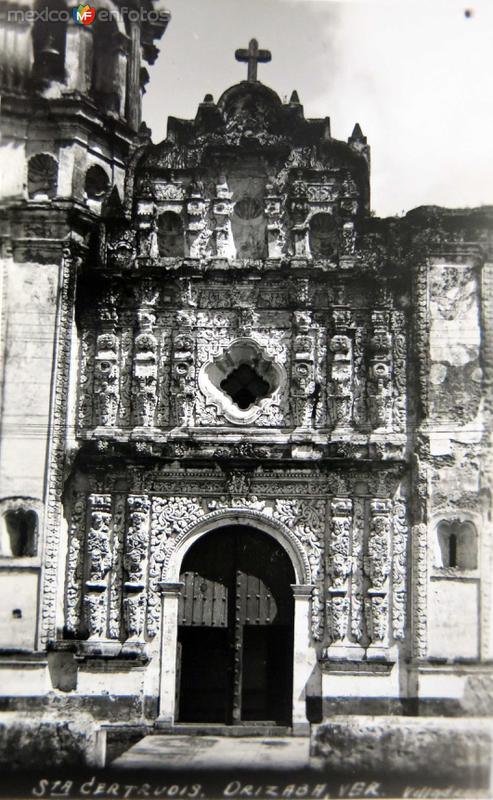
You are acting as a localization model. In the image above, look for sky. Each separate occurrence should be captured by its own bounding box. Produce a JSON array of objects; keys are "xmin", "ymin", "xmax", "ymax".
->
[{"xmin": 143, "ymin": 0, "xmax": 493, "ymax": 218}]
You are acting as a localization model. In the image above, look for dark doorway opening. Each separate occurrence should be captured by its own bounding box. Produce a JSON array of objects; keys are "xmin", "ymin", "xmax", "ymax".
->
[{"xmin": 177, "ymin": 526, "xmax": 295, "ymax": 725}]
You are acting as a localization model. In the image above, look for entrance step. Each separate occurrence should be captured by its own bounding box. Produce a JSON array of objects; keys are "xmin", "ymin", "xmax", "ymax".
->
[
  {"xmin": 153, "ymin": 723, "xmax": 293, "ymax": 737},
  {"xmin": 111, "ymin": 734, "xmax": 312, "ymax": 770}
]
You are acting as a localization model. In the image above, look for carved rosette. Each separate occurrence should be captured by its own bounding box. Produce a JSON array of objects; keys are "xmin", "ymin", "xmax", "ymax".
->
[
  {"xmin": 65, "ymin": 493, "xmax": 86, "ymax": 636},
  {"xmin": 83, "ymin": 494, "xmax": 113, "ymax": 640},
  {"xmin": 364, "ymin": 499, "xmax": 392, "ymax": 644},
  {"xmin": 367, "ymin": 311, "xmax": 393, "ymax": 430},
  {"xmin": 273, "ymin": 497, "xmax": 326, "ymax": 639},
  {"xmin": 326, "ymin": 498, "xmax": 353, "ymax": 642},
  {"xmin": 392, "ymin": 499, "xmax": 409, "ymax": 640},
  {"xmin": 123, "ymin": 495, "xmax": 150, "ymax": 639}
]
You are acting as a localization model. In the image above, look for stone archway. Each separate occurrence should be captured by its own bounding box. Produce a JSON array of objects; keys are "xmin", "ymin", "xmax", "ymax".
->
[{"xmin": 157, "ymin": 510, "xmax": 315, "ymax": 732}]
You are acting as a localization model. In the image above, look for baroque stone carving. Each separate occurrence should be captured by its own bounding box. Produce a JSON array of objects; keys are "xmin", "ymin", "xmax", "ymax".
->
[
  {"xmin": 171, "ymin": 329, "xmax": 196, "ymax": 426},
  {"xmin": 108, "ymin": 493, "xmax": 125, "ymax": 640},
  {"xmin": 328, "ymin": 310, "xmax": 354, "ymax": 430},
  {"xmin": 64, "ymin": 493, "xmax": 86, "ymax": 636},
  {"xmin": 77, "ymin": 328, "xmax": 96, "ymax": 431},
  {"xmin": 290, "ymin": 312, "xmax": 318, "ymax": 428},
  {"xmin": 94, "ymin": 332, "xmax": 120, "ymax": 427},
  {"xmin": 133, "ymin": 310, "xmax": 158, "ymax": 428},
  {"xmin": 83, "ymin": 494, "xmax": 112, "ymax": 640},
  {"xmin": 123, "ymin": 495, "xmax": 150, "ymax": 639},
  {"xmin": 350, "ymin": 497, "xmax": 365, "ymax": 642},
  {"xmin": 273, "ymin": 498, "xmax": 326, "ymax": 639},
  {"xmin": 391, "ymin": 311, "xmax": 407, "ymax": 433},
  {"xmin": 392, "ymin": 499, "xmax": 408, "ymax": 640},
  {"xmin": 326, "ymin": 498, "xmax": 353, "ymax": 642},
  {"xmin": 40, "ymin": 250, "xmax": 78, "ymax": 646},
  {"xmin": 364, "ymin": 499, "xmax": 392, "ymax": 644},
  {"xmin": 367, "ymin": 312, "xmax": 392, "ymax": 430}
]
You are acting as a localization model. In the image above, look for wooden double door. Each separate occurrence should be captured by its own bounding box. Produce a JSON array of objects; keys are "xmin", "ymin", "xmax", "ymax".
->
[{"xmin": 177, "ymin": 526, "xmax": 295, "ymax": 725}]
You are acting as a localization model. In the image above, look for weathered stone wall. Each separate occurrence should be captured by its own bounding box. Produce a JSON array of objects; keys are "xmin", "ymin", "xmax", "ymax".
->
[{"xmin": 312, "ymin": 716, "xmax": 492, "ymax": 781}]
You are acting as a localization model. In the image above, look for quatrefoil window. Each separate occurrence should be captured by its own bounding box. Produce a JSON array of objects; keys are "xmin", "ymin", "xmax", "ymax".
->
[
  {"xmin": 198, "ymin": 338, "xmax": 285, "ymax": 424},
  {"xmin": 220, "ymin": 363, "xmax": 270, "ymax": 410}
]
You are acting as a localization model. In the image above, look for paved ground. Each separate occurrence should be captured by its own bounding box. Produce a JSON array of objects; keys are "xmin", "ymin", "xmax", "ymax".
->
[{"xmin": 111, "ymin": 734, "xmax": 312, "ymax": 771}]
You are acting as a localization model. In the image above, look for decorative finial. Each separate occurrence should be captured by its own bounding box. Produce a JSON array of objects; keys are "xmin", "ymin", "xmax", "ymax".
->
[{"xmin": 235, "ymin": 38, "xmax": 272, "ymax": 83}]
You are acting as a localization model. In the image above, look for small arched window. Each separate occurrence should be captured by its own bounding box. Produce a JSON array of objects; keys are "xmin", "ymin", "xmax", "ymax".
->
[
  {"xmin": 32, "ymin": 0, "xmax": 67, "ymax": 84},
  {"xmin": 1, "ymin": 509, "xmax": 38, "ymax": 557},
  {"xmin": 437, "ymin": 520, "xmax": 478, "ymax": 570},
  {"xmin": 27, "ymin": 154, "xmax": 58, "ymax": 199},
  {"xmin": 85, "ymin": 165, "xmax": 110, "ymax": 200},
  {"xmin": 90, "ymin": 19, "xmax": 121, "ymax": 114},
  {"xmin": 157, "ymin": 211, "xmax": 185, "ymax": 257},
  {"xmin": 309, "ymin": 213, "xmax": 338, "ymax": 259}
]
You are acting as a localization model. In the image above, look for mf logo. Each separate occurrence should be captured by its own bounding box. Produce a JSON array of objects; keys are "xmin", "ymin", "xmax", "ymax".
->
[{"xmin": 72, "ymin": 4, "xmax": 96, "ymax": 25}]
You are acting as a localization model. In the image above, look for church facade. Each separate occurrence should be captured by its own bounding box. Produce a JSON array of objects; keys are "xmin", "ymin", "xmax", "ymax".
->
[{"xmin": 0, "ymin": 0, "xmax": 492, "ymax": 749}]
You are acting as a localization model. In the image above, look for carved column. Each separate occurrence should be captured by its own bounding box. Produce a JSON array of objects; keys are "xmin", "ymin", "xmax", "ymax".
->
[
  {"xmin": 94, "ymin": 296, "xmax": 120, "ymax": 429},
  {"xmin": 291, "ymin": 311, "xmax": 316, "ymax": 428},
  {"xmin": 391, "ymin": 310, "xmax": 407, "ymax": 433},
  {"xmin": 213, "ymin": 179, "xmax": 235, "ymax": 260},
  {"xmin": 186, "ymin": 183, "xmax": 209, "ymax": 259},
  {"xmin": 83, "ymin": 494, "xmax": 112, "ymax": 640},
  {"xmin": 364, "ymin": 499, "xmax": 392, "ymax": 655},
  {"xmin": 289, "ymin": 182, "xmax": 309, "ymax": 258},
  {"xmin": 367, "ymin": 311, "xmax": 393, "ymax": 430},
  {"xmin": 156, "ymin": 328, "xmax": 171, "ymax": 428},
  {"xmin": 123, "ymin": 495, "xmax": 150, "ymax": 642},
  {"xmin": 265, "ymin": 184, "xmax": 283, "ymax": 258},
  {"xmin": 132, "ymin": 309, "xmax": 158, "ymax": 429},
  {"xmin": 171, "ymin": 312, "xmax": 196, "ymax": 426},
  {"xmin": 326, "ymin": 498, "xmax": 352, "ymax": 654},
  {"xmin": 65, "ymin": 493, "xmax": 87, "ymax": 637},
  {"xmin": 392, "ymin": 499, "xmax": 409, "ymax": 641},
  {"xmin": 328, "ymin": 308, "xmax": 354, "ymax": 431},
  {"xmin": 351, "ymin": 497, "xmax": 365, "ymax": 644}
]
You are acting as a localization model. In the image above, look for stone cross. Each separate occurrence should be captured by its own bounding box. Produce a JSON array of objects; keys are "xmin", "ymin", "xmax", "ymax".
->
[{"xmin": 235, "ymin": 39, "xmax": 272, "ymax": 82}]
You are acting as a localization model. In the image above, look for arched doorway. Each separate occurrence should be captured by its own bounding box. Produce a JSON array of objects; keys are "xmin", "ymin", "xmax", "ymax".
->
[{"xmin": 176, "ymin": 525, "xmax": 295, "ymax": 725}]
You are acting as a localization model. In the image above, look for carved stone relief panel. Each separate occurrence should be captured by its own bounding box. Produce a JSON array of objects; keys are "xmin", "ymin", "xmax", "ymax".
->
[
  {"xmin": 327, "ymin": 309, "xmax": 354, "ymax": 431},
  {"xmin": 75, "ymin": 274, "xmax": 408, "ymax": 439},
  {"xmin": 123, "ymin": 495, "xmax": 150, "ymax": 639},
  {"xmin": 367, "ymin": 312, "xmax": 393, "ymax": 430},
  {"xmin": 83, "ymin": 494, "xmax": 113, "ymax": 639},
  {"xmin": 65, "ymin": 468, "xmax": 409, "ymax": 652},
  {"xmin": 364, "ymin": 499, "xmax": 392, "ymax": 645},
  {"xmin": 94, "ymin": 332, "xmax": 120, "ymax": 428},
  {"xmin": 132, "ymin": 311, "xmax": 158, "ymax": 428},
  {"xmin": 326, "ymin": 498, "xmax": 352, "ymax": 641}
]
